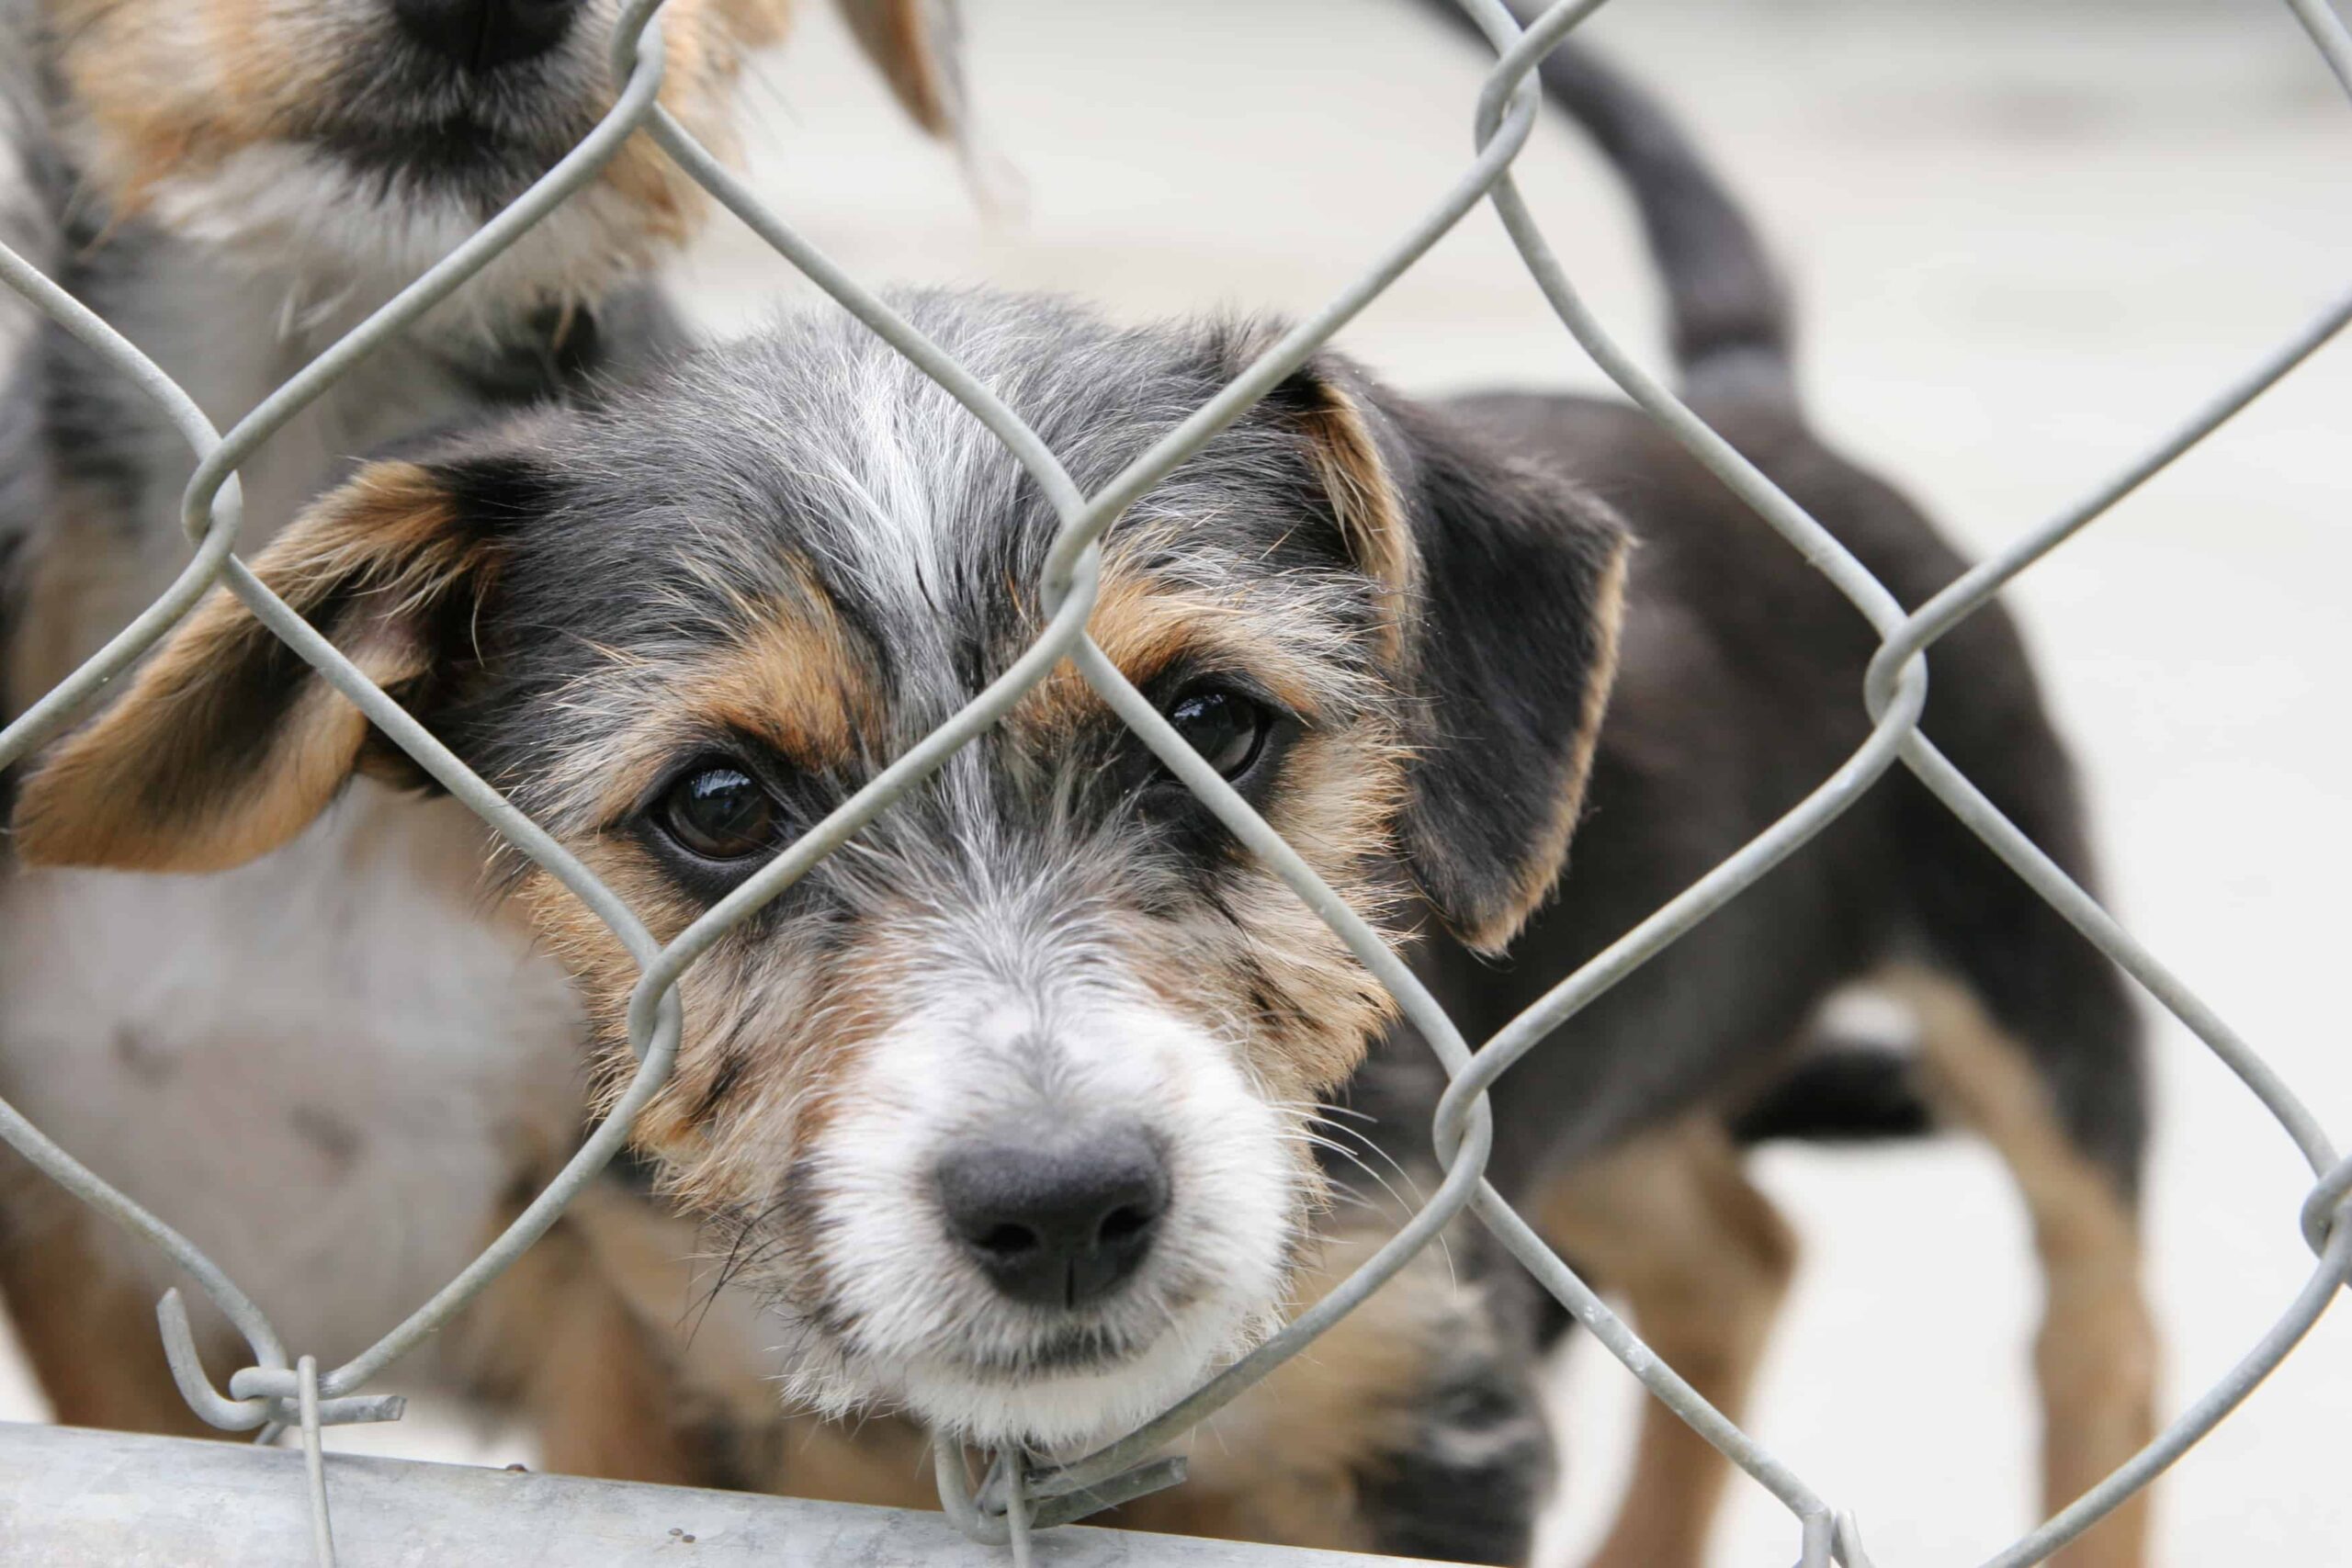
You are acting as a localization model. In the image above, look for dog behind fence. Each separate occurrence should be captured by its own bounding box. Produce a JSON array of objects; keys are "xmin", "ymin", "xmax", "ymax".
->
[{"xmin": 2, "ymin": 2, "xmax": 2349, "ymax": 1565}]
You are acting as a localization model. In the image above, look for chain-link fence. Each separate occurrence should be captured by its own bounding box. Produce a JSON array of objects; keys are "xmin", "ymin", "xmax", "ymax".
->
[{"xmin": 2, "ymin": 1, "xmax": 2349, "ymax": 1564}]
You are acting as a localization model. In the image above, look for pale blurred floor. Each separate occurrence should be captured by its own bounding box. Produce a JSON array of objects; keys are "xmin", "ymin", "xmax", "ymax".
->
[{"xmin": 7, "ymin": 1, "xmax": 2349, "ymax": 1562}]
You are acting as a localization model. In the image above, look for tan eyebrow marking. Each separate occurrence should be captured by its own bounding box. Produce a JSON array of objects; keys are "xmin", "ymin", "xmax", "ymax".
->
[
  {"xmin": 561, "ymin": 567, "xmax": 885, "ymax": 832},
  {"xmin": 1012, "ymin": 552, "xmax": 1391, "ymax": 749}
]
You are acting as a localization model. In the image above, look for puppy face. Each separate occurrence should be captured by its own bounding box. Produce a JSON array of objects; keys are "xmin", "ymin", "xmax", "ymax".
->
[
  {"xmin": 13, "ymin": 294, "xmax": 1625, "ymax": 1448},
  {"xmin": 34, "ymin": 0, "xmax": 955, "ymax": 310}
]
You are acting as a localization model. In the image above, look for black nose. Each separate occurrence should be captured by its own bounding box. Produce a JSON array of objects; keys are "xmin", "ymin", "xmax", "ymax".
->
[
  {"xmin": 936, "ymin": 1128, "xmax": 1170, "ymax": 1311},
  {"xmin": 392, "ymin": 0, "xmax": 580, "ymax": 72}
]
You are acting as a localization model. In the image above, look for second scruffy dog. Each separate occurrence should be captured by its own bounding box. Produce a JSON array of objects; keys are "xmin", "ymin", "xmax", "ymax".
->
[{"xmin": 0, "ymin": 0, "xmax": 961, "ymax": 1480}]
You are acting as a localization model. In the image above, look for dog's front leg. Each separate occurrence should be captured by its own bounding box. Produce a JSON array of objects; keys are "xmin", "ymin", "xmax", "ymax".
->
[{"xmin": 1108, "ymin": 1215, "xmax": 1555, "ymax": 1565}]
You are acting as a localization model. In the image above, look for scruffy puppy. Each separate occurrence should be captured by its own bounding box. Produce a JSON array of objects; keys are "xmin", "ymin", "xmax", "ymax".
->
[
  {"xmin": 13, "ymin": 235, "xmax": 2154, "ymax": 1568},
  {"xmin": 0, "ymin": 0, "xmax": 959, "ymax": 1479},
  {"xmin": 12, "ymin": 290, "xmax": 1618, "ymax": 1535},
  {"xmin": 6, "ymin": 28, "xmax": 2154, "ymax": 1568}
]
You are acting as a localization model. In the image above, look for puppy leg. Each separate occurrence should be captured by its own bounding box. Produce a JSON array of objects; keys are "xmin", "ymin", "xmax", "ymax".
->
[
  {"xmin": 1114, "ymin": 1218, "xmax": 1555, "ymax": 1564},
  {"xmin": 559, "ymin": 1175, "xmax": 944, "ymax": 1507},
  {"xmin": 459, "ymin": 1207, "xmax": 711, "ymax": 1486},
  {"xmin": 0, "ymin": 1200, "xmax": 214, "ymax": 1437},
  {"xmin": 1532, "ymin": 1117, "xmax": 1797, "ymax": 1568},
  {"xmin": 1893, "ymin": 964, "xmax": 2156, "ymax": 1568}
]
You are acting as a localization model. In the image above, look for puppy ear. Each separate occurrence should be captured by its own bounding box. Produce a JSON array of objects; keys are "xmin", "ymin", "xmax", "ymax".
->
[
  {"xmin": 10, "ymin": 453, "xmax": 530, "ymax": 874},
  {"xmin": 1389, "ymin": 400, "xmax": 1628, "ymax": 951},
  {"xmin": 1261, "ymin": 357, "xmax": 1630, "ymax": 953},
  {"xmin": 835, "ymin": 0, "xmax": 968, "ymax": 141}
]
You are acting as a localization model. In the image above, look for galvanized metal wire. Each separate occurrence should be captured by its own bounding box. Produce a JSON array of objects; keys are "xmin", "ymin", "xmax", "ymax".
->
[{"xmin": 0, "ymin": 2, "xmax": 2346, "ymax": 1564}]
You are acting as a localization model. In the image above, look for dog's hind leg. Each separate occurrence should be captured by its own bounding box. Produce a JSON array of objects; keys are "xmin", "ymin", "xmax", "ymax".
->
[
  {"xmin": 1532, "ymin": 1115, "xmax": 1797, "ymax": 1568},
  {"xmin": 1887, "ymin": 962, "xmax": 2156, "ymax": 1568},
  {"xmin": 1876, "ymin": 647, "xmax": 2154, "ymax": 1564}
]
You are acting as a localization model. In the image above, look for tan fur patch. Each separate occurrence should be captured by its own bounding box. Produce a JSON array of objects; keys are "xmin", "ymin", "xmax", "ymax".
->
[
  {"xmin": 1111, "ymin": 1215, "xmax": 1477, "ymax": 1552},
  {"xmin": 1173, "ymin": 727, "xmax": 1408, "ymax": 1098},
  {"xmin": 668, "ymin": 589, "xmax": 874, "ymax": 782},
  {"xmin": 560, "ymin": 1176, "xmax": 947, "ymax": 1503},
  {"xmin": 512, "ymin": 842, "xmax": 916, "ymax": 1226},
  {"xmin": 1532, "ymin": 1117, "xmax": 1797, "ymax": 1568},
  {"xmin": 1883, "ymin": 964, "xmax": 2158, "ymax": 1568},
  {"xmin": 11, "ymin": 464, "xmax": 465, "ymax": 873},
  {"xmin": 834, "ymin": 0, "xmax": 958, "ymax": 137},
  {"xmin": 0, "ymin": 1194, "xmax": 218, "ymax": 1438},
  {"xmin": 1014, "ymin": 549, "xmax": 1391, "ymax": 746},
  {"xmin": 1295, "ymin": 379, "xmax": 1413, "ymax": 666},
  {"xmin": 492, "ymin": 570, "xmax": 898, "ymax": 1181},
  {"xmin": 43, "ymin": 0, "xmax": 297, "ymax": 215},
  {"xmin": 457, "ymin": 1206, "xmax": 709, "ymax": 1484},
  {"xmin": 41, "ymin": 0, "xmax": 795, "ymax": 249},
  {"xmin": 1072, "ymin": 714, "xmax": 1408, "ymax": 1114},
  {"xmin": 513, "ymin": 559, "xmax": 881, "ymax": 856},
  {"xmin": 605, "ymin": 0, "xmax": 754, "ymax": 252}
]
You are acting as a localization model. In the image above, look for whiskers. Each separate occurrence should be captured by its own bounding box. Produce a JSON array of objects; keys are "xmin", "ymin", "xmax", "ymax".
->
[
  {"xmin": 681, "ymin": 1187, "xmax": 798, "ymax": 1351},
  {"xmin": 1265, "ymin": 1099, "xmax": 1457, "ymax": 1290}
]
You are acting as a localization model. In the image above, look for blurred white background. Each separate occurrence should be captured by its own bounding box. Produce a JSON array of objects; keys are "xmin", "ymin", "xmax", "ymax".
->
[{"xmin": 8, "ymin": 1, "xmax": 2347, "ymax": 1562}]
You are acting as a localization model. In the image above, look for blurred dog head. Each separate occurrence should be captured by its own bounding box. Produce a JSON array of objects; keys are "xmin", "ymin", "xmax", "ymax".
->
[
  {"xmin": 31, "ymin": 0, "xmax": 960, "ymax": 310},
  {"xmin": 13, "ymin": 291, "xmax": 1624, "ymax": 1447}
]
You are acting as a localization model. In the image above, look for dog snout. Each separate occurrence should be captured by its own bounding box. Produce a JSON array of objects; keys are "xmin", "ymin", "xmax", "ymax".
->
[
  {"xmin": 391, "ymin": 0, "xmax": 581, "ymax": 72},
  {"xmin": 936, "ymin": 1126, "xmax": 1170, "ymax": 1311}
]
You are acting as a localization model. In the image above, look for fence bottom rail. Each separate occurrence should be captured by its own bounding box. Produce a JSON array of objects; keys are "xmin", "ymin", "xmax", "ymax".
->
[{"xmin": 0, "ymin": 1420, "xmax": 1444, "ymax": 1568}]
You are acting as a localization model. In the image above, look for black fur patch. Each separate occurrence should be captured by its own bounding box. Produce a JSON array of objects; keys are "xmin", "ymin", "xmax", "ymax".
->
[
  {"xmin": 1352, "ymin": 1351, "xmax": 1555, "ymax": 1566},
  {"xmin": 1386, "ymin": 397, "xmax": 1626, "ymax": 945},
  {"xmin": 1730, "ymin": 1046, "xmax": 1938, "ymax": 1145}
]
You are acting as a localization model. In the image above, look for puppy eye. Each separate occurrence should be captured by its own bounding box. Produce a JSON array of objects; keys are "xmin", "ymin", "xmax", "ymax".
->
[
  {"xmin": 656, "ymin": 765, "xmax": 780, "ymax": 861},
  {"xmin": 1164, "ymin": 687, "xmax": 1272, "ymax": 781}
]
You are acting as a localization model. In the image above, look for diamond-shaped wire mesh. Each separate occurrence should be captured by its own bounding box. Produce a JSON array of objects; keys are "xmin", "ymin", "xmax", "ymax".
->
[{"xmin": 0, "ymin": 2, "xmax": 2347, "ymax": 1564}]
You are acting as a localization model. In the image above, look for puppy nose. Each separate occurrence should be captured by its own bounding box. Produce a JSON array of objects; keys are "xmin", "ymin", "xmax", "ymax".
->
[
  {"xmin": 937, "ymin": 1128, "xmax": 1170, "ymax": 1310},
  {"xmin": 392, "ymin": 0, "xmax": 580, "ymax": 72}
]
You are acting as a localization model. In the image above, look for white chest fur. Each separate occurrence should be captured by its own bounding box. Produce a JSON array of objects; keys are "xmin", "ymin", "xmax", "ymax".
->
[{"xmin": 0, "ymin": 785, "xmax": 586, "ymax": 1374}]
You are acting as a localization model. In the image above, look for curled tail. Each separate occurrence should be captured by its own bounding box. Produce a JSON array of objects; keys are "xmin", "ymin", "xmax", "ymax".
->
[{"xmin": 1416, "ymin": 2, "xmax": 1798, "ymax": 409}]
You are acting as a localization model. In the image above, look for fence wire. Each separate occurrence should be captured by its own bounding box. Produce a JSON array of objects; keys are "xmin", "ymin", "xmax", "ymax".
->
[{"xmin": 1, "ymin": 2, "xmax": 2348, "ymax": 1565}]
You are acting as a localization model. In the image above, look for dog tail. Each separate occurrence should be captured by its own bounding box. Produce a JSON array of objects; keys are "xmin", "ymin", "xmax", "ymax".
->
[{"xmin": 1415, "ymin": 3, "xmax": 1797, "ymax": 409}]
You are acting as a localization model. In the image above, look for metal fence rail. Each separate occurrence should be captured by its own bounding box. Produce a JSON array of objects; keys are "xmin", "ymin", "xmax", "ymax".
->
[
  {"xmin": 0, "ymin": 1423, "xmax": 1424, "ymax": 1567},
  {"xmin": 2, "ymin": 1, "xmax": 2348, "ymax": 1564}
]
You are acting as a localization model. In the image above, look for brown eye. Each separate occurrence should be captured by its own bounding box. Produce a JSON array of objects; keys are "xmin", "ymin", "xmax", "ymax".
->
[
  {"xmin": 1165, "ymin": 688, "xmax": 1271, "ymax": 780},
  {"xmin": 657, "ymin": 765, "xmax": 779, "ymax": 860}
]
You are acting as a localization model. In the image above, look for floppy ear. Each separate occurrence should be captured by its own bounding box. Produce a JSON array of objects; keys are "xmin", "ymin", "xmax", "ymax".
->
[
  {"xmin": 10, "ymin": 453, "xmax": 528, "ymax": 874},
  {"xmin": 835, "ymin": 0, "xmax": 968, "ymax": 142},
  {"xmin": 1265, "ymin": 359, "xmax": 1630, "ymax": 953}
]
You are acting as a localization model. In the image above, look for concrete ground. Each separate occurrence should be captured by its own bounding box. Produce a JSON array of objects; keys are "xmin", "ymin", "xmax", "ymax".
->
[{"xmin": 6, "ymin": 1, "xmax": 2348, "ymax": 1562}]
